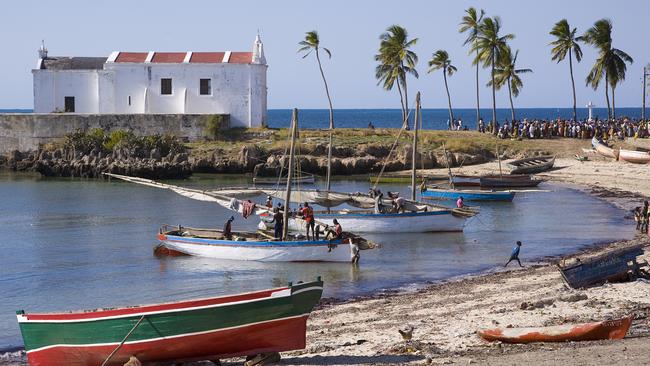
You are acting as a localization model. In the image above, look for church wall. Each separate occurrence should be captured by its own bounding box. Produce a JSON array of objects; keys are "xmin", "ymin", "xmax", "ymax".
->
[{"xmin": 33, "ymin": 70, "xmax": 99, "ymax": 113}]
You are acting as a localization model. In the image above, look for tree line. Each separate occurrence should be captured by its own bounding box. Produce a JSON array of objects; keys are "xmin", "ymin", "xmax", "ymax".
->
[{"xmin": 298, "ymin": 8, "xmax": 635, "ymax": 132}]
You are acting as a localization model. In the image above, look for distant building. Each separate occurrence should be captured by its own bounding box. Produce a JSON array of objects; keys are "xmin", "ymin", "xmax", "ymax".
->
[{"xmin": 32, "ymin": 36, "xmax": 267, "ymax": 127}]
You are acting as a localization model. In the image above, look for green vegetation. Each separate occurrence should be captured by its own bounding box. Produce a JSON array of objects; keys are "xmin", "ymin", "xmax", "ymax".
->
[
  {"xmin": 60, "ymin": 128, "xmax": 183, "ymax": 156},
  {"xmin": 549, "ymin": 19, "xmax": 583, "ymax": 122},
  {"xmin": 459, "ymin": 7, "xmax": 486, "ymax": 129},
  {"xmin": 488, "ymin": 47, "xmax": 533, "ymax": 122},
  {"xmin": 204, "ymin": 115, "xmax": 229, "ymax": 140},
  {"xmin": 428, "ymin": 50, "xmax": 457, "ymax": 129}
]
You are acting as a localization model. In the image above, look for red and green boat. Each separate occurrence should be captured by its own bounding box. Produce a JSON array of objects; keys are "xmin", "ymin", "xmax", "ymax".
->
[{"xmin": 17, "ymin": 278, "xmax": 324, "ymax": 366}]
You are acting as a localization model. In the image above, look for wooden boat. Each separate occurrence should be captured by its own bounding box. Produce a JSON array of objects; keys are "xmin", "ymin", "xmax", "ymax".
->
[
  {"xmin": 451, "ymin": 175, "xmax": 481, "ymax": 187},
  {"xmin": 253, "ymin": 174, "xmax": 316, "ymax": 185},
  {"xmin": 158, "ymin": 226, "xmax": 358, "ymax": 262},
  {"xmin": 17, "ymin": 278, "xmax": 324, "ymax": 366},
  {"xmin": 421, "ymin": 187, "xmax": 516, "ymax": 202},
  {"xmin": 479, "ymin": 174, "xmax": 545, "ymax": 188},
  {"xmin": 618, "ymin": 149, "xmax": 650, "ymax": 164},
  {"xmin": 558, "ymin": 244, "xmax": 646, "ymax": 288},
  {"xmin": 478, "ymin": 316, "xmax": 633, "ymax": 343},
  {"xmin": 507, "ymin": 156, "xmax": 555, "ymax": 174},
  {"xmin": 592, "ymin": 137, "xmax": 620, "ymax": 160}
]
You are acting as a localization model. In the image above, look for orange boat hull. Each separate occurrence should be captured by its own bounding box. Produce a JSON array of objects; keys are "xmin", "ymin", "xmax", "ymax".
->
[{"xmin": 478, "ymin": 316, "xmax": 633, "ymax": 343}]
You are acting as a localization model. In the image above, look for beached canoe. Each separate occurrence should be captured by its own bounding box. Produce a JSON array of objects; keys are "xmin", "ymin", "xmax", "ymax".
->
[
  {"xmin": 17, "ymin": 279, "xmax": 324, "ymax": 366},
  {"xmin": 592, "ymin": 137, "xmax": 620, "ymax": 160},
  {"xmin": 558, "ymin": 244, "xmax": 646, "ymax": 288},
  {"xmin": 478, "ymin": 316, "xmax": 633, "ymax": 343},
  {"xmin": 253, "ymin": 174, "xmax": 316, "ymax": 185},
  {"xmin": 507, "ymin": 156, "xmax": 555, "ymax": 175},
  {"xmin": 479, "ymin": 174, "xmax": 545, "ymax": 188},
  {"xmin": 451, "ymin": 175, "xmax": 482, "ymax": 187},
  {"xmin": 421, "ymin": 188, "xmax": 516, "ymax": 202},
  {"xmin": 618, "ymin": 149, "xmax": 650, "ymax": 164},
  {"xmin": 158, "ymin": 226, "xmax": 358, "ymax": 262}
]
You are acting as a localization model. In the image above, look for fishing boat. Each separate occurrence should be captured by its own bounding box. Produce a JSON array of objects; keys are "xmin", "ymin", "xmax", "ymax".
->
[
  {"xmin": 421, "ymin": 187, "xmax": 516, "ymax": 202},
  {"xmin": 17, "ymin": 278, "xmax": 324, "ymax": 366},
  {"xmin": 253, "ymin": 173, "xmax": 316, "ymax": 185},
  {"xmin": 478, "ymin": 316, "xmax": 633, "ymax": 343},
  {"xmin": 479, "ymin": 174, "xmax": 545, "ymax": 188},
  {"xmin": 558, "ymin": 244, "xmax": 646, "ymax": 288},
  {"xmin": 451, "ymin": 175, "xmax": 481, "ymax": 187},
  {"xmin": 507, "ymin": 155, "xmax": 555, "ymax": 174},
  {"xmin": 158, "ymin": 225, "xmax": 359, "ymax": 262},
  {"xmin": 592, "ymin": 136, "xmax": 620, "ymax": 160},
  {"xmin": 618, "ymin": 149, "xmax": 650, "ymax": 164}
]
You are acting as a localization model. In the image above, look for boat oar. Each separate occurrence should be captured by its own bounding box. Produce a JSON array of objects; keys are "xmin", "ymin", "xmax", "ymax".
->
[{"xmin": 101, "ymin": 315, "xmax": 146, "ymax": 366}]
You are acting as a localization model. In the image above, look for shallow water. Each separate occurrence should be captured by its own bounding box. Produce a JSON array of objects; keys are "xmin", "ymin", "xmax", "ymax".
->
[{"xmin": 0, "ymin": 172, "xmax": 634, "ymax": 350}]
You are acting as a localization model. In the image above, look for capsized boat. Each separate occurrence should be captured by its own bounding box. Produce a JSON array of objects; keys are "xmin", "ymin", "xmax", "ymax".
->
[
  {"xmin": 158, "ymin": 225, "xmax": 360, "ymax": 262},
  {"xmin": 592, "ymin": 136, "xmax": 620, "ymax": 160},
  {"xmin": 507, "ymin": 155, "xmax": 555, "ymax": 174},
  {"xmin": 618, "ymin": 149, "xmax": 650, "ymax": 164},
  {"xmin": 17, "ymin": 278, "xmax": 324, "ymax": 366},
  {"xmin": 422, "ymin": 187, "xmax": 516, "ymax": 202},
  {"xmin": 478, "ymin": 316, "xmax": 633, "ymax": 343}
]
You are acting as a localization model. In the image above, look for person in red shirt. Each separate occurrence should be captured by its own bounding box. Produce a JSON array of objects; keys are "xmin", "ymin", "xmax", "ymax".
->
[
  {"xmin": 333, "ymin": 219, "xmax": 342, "ymax": 239},
  {"xmin": 302, "ymin": 202, "xmax": 315, "ymax": 240}
]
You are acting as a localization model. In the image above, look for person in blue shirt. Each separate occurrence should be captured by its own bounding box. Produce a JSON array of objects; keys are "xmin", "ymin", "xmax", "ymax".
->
[{"xmin": 505, "ymin": 241, "xmax": 523, "ymax": 267}]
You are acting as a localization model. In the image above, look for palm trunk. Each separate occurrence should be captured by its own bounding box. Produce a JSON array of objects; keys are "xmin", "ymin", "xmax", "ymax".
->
[
  {"xmin": 475, "ymin": 49, "xmax": 481, "ymax": 130},
  {"xmin": 396, "ymin": 80, "xmax": 406, "ymax": 126},
  {"xmin": 402, "ymin": 78, "xmax": 409, "ymax": 129},
  {"xmin": 491, "ymin": 55, "xmax": 497, "ymax": 135},
  {"xmin": 508, "ymin": 77, "xmax": 515, "ymax": 122},
  {"xmin": 569, "ymin": 51, "xmax": 577, "ymax": 121},
  {"xmin": 612, "ymin": 85, "xmax": 616, "ymax": 120},
  {"xmin": 315, "ymin": 50, "xmax": 334, "ymax": 192},
  {"xmin": 443, "ymin": 69, "xmax": 454, "ymax": 129},
  {"xmin": 605, "ymin": 76, "xmax": 611, "ymax": 120}
]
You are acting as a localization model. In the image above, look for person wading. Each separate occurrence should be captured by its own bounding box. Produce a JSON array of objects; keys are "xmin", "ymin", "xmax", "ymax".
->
[
  {"xmin": 505, "ymin": 241, "xmax": 523, "ymax": 267},
  {"xmin": 223, "ymin": 216, "xmax": 235, "ymax": 240}
]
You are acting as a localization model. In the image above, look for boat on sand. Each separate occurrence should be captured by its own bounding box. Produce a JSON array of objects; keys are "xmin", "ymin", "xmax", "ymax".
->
[
  {"xmin": 592, "ymin": 137, "xmax": 620, "ymax": 160},
  {"xmin": 478, "ymin": 316, "xmax": 633, "ymax": 343},
  {"xmin": 506, "ymin": 155, "xmax": 555, "ymax": 174},
  {"xmin": 17, "ymin": 278, "xmax": 324, "ymax": 366},
  {"xmin": 618, "ymin": 149, "xmax": 650, "ymax": 164}
]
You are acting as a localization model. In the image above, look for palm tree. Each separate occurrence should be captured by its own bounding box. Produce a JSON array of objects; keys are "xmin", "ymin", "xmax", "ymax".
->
[
  {"xmin": 549, "ymin": 19, "xmax": 583, "ymax": 122},
  {"xmin": 471, "ymin": 16, "xmax": 514, "ymax": 132},
  {"xmin": 375, "ymin": 25, "xmax": 419, "ymax": 128},
  {"xmin": 428, "ymin": 50, "xmax": 457, "ymax": 130},
  {"xmin": 581, "ymin": 19, "xmax": 633, "ymax": 120},
  {"xmin": 459, "ymin": 7, "xmax": 485, "ymax": 130},
  {"xmin": 489, "ymin": 47, "xmax": 533, "ymax": 122},
  {"xmin": 298, "ymin": 30, "xmax": 335, "ymax": 190}
]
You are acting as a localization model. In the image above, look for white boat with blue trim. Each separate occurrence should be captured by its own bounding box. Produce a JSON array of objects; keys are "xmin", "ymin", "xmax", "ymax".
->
[{"xmin": 158, "ymin": 225, "xmax": 358, "ymax": 262}]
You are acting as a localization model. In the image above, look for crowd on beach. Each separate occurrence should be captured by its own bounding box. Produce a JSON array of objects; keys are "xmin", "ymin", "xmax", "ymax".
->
[{"xmin": 446, "ymin": 117, "xmax": 650, "ymax": 140}]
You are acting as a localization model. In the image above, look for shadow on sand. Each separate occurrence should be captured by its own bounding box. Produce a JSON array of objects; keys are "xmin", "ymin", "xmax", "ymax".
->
[{"xmin": 280, "ymin": 354, "xmax": 423, "ymax": 365}]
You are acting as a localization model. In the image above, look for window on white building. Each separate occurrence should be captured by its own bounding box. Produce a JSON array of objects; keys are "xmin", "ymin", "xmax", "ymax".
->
[
  {"xmin": 200, "ymin": 79, "xmax": 212, "ymax": 95},
  {"xmin": 128, "ymin": 96, "xmax": 131, "ymax": 106},
  {"xmin": 64, "ymin": 96, "xmax": 75, "ymax": 113},
  {"xmin": 161, "ymin": 78, "xmax": 172, "ymax": 95}
]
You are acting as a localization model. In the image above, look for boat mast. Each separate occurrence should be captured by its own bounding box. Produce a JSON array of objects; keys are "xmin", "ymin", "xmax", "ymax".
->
[
  {"xmin": 411, "ymin": 92, "xmax": 421, "ymax": 201},
  {"xmin": 282, "ymin": 109, "xmax": 298, "ymax": 241},
  {"xmin": 496, "ymin": 143, "xmax": 503, "ymax": 178},
  {"xmin": 443, "ymin": 143, "xmax": 454, "ymax": 189}
]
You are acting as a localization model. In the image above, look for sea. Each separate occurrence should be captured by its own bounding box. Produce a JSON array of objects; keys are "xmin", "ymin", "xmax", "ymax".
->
[
  {"xmin": 0, "ymin": 172, "xmax": 635, "ymax": 353},
  {"xmin": 2, "ymin": 107, "xmax": 644, "ymax": 130}
]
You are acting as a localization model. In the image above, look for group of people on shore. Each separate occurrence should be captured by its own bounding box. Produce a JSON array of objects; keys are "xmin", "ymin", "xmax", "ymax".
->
[{"xmin": 471, "ymin": 117, "xmax": 650, "ymax": 141}]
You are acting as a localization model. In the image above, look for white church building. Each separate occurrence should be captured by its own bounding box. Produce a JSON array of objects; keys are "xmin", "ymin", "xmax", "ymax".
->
[{"xmin": 32, "ymin": 36, "xmax": 268, "ymax": 127}]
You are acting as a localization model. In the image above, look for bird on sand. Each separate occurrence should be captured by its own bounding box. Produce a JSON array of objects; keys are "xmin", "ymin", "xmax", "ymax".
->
[{"xmin": 398, "ymin": 324, "xmax": 415, "ymax": 341}]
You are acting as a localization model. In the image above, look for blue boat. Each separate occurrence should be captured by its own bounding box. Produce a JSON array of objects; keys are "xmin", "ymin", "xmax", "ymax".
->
[{"xmin": 421, "ymin": 188, "xmax": 516, "ymax": 202}]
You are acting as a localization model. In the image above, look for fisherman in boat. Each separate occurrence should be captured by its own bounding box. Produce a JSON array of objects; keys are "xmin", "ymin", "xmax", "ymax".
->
[
  {"xmin": 302, "ymin": 202, "xmax": 315, "ymax": 240},
  {"xmin": 269, "ymin": 208, "xmax": 283, "ymax": 239},
  {"xmin": 419, "ymin": 179, "xmax": 428, "ymax": 193},
  {"xmin": 223, "ymin": 216, "xmax": 235, "ymax": 240},
  {"xmin": 505, "ymin": 241, "xmax": 523, "ymax": 267},
  {"xmin": 388, "ymin": 192, "xmax": 405, "ymax": 213},
  {"xmin": 326, "ymin": 219, "xmax": 343, "ymax": 240},
  {"xmin": 456, "ymin": 196, "xmax": 464, "ymax": 208},
  {"xmin": 265, "ymin": 196, "xmax": 273, "ymax": 209}
]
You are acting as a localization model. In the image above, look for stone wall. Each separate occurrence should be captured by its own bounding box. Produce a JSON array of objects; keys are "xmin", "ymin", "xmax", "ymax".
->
[{"xmin": 0, "ymin": 113, "xmax": 228, "ymax": 153}]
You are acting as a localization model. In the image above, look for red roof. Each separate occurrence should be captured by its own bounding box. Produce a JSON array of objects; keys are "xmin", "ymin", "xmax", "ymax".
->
[
  {"xmin": 114, "ymin": 52, "xmax": 148, "ymax": 63},
  {"xmin": 151, "ymin": 52, "xmax": 187, "ymax": 63},
  {"xmin": 229, "ymin": 52, "xmax": 253, "ymax": 64},
  {"xmin": 190, "ymin": 52, "xmax": 225, "ymax": 63}
]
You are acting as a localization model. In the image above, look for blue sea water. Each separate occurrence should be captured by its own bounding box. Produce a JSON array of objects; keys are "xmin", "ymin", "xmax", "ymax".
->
[{"xmin": 2, "ymin": 107, "xmax": 643, "ymax": 131}]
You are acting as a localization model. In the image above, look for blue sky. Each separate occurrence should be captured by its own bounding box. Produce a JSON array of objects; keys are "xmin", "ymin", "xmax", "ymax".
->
[{"xmin": 1, "ymin": 0, "xmax": 648, "ymax": 109}]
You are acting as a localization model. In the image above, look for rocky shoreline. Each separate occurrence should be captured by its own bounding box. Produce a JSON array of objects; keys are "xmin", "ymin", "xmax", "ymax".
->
[{"xmin": 0, "ymin": 143, "xmax": 494, "ymax": 179}]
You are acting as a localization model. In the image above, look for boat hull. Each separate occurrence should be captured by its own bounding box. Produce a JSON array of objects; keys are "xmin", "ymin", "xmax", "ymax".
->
[
  {"xmin": 18, "ymin": 281, "xmax": 323, "ymax": 366},
  {"xmin": 285, "ymin": 210, "xmax": 467, "ymax": 233},
  {"xmin": 479, "ymin": 175, "xmax": 543, "ymax": 188},
  {"xmin": 451, "ymin": 175, "xmax": 481, "ymax": 187},
  {"xmin": 478, "ymin": 316, "xmax": 633, "ymax": 343},
  {"xmin": 507, "ymin": 156, "xmax": 555, "ymax": 175},
  {"xmin": 592, "ymin": 137, "xmax": 620, "ymax": 160},
  {"xmin": 422, "ymin": 189, "xmax": 515, "ymax": 202},
  {"xmin": 253, "ymin": 175, "xmax": 315, "ymax": 185},
  {"xmin": 160, "ymin": 234, "xmax": 356, "ymax": 262},
  {"xmin": 619, "ymin": 149, "xmax": 650, "ymax": 164}
]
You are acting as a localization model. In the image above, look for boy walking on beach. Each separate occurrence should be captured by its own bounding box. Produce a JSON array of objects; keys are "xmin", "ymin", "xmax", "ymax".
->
[{"xmin": 505, "ymin": 241, "xmax": 523, "ymax": 267}]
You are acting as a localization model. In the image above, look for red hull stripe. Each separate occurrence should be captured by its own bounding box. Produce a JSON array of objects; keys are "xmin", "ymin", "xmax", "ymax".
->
[
  {"xmin": 21, "ymin": 287, "xmax": 289, "ymax": 322},
  {"xmin": 27, "ymin": 315, "xmax": 309, "ymax": 366}
]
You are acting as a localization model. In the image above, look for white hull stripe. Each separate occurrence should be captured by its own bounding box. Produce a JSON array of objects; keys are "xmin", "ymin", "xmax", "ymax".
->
[
  {"xmin": 26, "ymin": 313, "xmax": 310, "ymax": 354},
  {"xmin": 17, "ymin": 287, "xmax": 322, "ymax": 324}
]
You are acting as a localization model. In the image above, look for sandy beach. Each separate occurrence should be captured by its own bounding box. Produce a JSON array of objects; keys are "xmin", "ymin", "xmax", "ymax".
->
[{"xmin": 273, "ymin": 156, "xmax": 650, "ymax": 365}]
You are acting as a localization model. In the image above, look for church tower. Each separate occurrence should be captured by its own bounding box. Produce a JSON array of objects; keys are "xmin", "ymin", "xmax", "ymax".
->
[{"xmin": 252, "ymin": 33, "xmax": 266, "ymax": 65}]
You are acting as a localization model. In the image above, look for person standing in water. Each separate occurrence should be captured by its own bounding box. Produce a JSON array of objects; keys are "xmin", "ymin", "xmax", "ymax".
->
[
  {"xmin": 223, "ymin": 216, "xmax": 235, "ymax": 240},
  {"xmin": 505, "ymin": 241, "xmax": 523, "ymax": 267}
]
